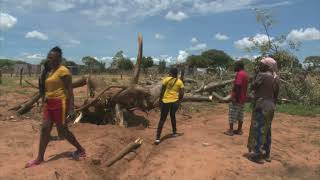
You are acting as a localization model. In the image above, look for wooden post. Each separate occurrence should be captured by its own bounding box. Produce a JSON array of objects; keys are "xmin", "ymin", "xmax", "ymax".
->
[
  {"xmin": 19, "ymin": 68, "xmax": 23, "ymax": 87},
  {"xmin": 0, "ymin": 69, "xmax": 2, "ymax": 84}
]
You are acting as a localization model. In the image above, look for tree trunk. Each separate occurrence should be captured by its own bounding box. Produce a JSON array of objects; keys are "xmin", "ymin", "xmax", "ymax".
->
[
  {"xmin": 195, "ymin": 79, "xmax": 234, "ymax": 93},
  {"xmin": 106, "ymin": 138, "xmax": 143, "ymax": 167},
  {"xmin": 183, "ymin": 95, "xmax": 213, "ymax": 102},
  {"xmin": 17, "ymin": 93, "xmax": 41, "ymax": 115},
  {"xmin": 131, "ymin": 34, "xmax": 143, "ymax": 85}
]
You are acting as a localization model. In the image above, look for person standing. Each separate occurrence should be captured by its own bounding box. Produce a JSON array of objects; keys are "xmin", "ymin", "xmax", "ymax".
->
[
  {"xmin": 247, "ymin": 57, "xmax": 280, "ymax": 164},
  {"xmin": 25, "ymin": 46, "xmax": 85, "ymax": 168},
  {"xmin": 224, "ymin": 61, "xmax": 249, "ymax": 136},
  {"xmin": 155, "ymin": 68, "xmax": 184, "ymax": 145}
]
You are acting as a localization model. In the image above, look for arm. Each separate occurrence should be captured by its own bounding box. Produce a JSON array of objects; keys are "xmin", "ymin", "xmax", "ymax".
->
[
  {"xmin": 179, "ymin": 88, "xmax": 184, "ymax": 101},
  {"xmin": 273, "ymin": 78, "xmax": 280, "ymax": 104},
  {"xmin": 234, "ymin": 85, "xmax": 241, "ymax": 103},
  {"xmin": 159, "ymin": 85, "xmax": 166, "ymax": 103},
  {"xmin": 61, "ymin": 75, "xmax": 74, "ymax": 114}
]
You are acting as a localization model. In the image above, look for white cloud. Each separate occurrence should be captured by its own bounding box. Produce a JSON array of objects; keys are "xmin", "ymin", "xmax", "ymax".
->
[
  {"xmin": 215, "ymin": 33, "xmax": 229, "ymax": 40},
  {"xmin": 177, "ymin": 50, "xmax": 189, "ymax": 62},
  {"xmin": 191, "ymin": 37, "xmax": 198, "ymax": 43},
  {"xmin": 1, "ymin": 0, "xmax": 293, "ymax": 27},
  {"xmin": 69, "ymin": 39, "xmax": 80, "ymax": 45},
  {"xmin": 26, "ymin": 53, "xmax": 45, "ymax": 59},
  {"xmin": 0, "ymin": 13, "xmax": 17, "ymax": 31},
  {"xmin": 25, "ymin": 31, "xmax": 48, "ymax": 40},
  {"xmin": 193, "ymin": 0, "xmax": 254, "ymax": 14},
  {"xmin": 64, "ymin": 38, "xmax": 81, "ymax": 48},
  {"xmin": 165, "ymin": 11, "xmax": 188, "ymax": 21},
  {"xmin": 287, "ymin": 27, "xmax": 320, "ymax": 41},
  {"xmin": 192, "ymin": 0, "xmax": 292, "ymax": 14},
  {"xmin": 234, "ymin": 33, "xmax": 271, "ymax": 50},
  {"xmin": 48, "ymin": 0, "xmax": 76, "ymax": 12},
  {"xmin": 189, "ymin": 43, "xmax": 207, "ymax": 51},
  {"xmin": 155, "ymin": 33, "xmax": 165, "ymax": 40}
]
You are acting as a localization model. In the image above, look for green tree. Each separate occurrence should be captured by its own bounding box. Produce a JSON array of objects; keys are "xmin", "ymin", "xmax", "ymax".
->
[
  {"xmin": 82, "ymin": 56, "xmax": 98, "ymax": 73},
  {"xmin": 62, "ymin": 58, "xmax": 78, "ymax": 66},
  {"xmin": 304, "ymin": 56, "xmax": 320, "ymax": 70},
  {"xmin": 186, "ymin": 55, "xmax": 208, "ymax": 68},
  {"xmin": 118, "ymin": 58, "xmax": 134, "ymax": 70},
  {"xmin": 270, "ymin": 50, "xmax": 301, "ymax": 71},
  {"xmin": 141, "ymin": 56, "xmax": 154, "ymax": 73},
  {"xmin": 158, "ymin": 60, "xmax": 166, "ymax": 73},
  {"xmin": 201, "ymin": 49, "xmax": 234, "ymax": 69},
  {"xmin": 111, "ymin": 50, "xmax": 125, "ymax": 69},
  {"xmin": 238, "ymin": 58, "xmax": 255, "ymax": 73}
]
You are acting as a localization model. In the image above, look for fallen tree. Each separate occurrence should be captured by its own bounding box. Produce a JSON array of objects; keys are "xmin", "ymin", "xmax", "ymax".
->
[{"xmin": 8, "ymin": 34, "xmax": 234, "ymax": 126}]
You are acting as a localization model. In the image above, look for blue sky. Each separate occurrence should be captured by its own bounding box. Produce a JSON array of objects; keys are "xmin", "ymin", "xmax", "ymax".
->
[{"xmin": 0, "ymin": 0, "xmax": 319, "ymax": 66}]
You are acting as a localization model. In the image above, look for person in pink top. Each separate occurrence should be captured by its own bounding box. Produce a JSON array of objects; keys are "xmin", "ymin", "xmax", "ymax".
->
[{"xmin": 225, "ymin": 61, "xmax": 249, "ymax": 136}]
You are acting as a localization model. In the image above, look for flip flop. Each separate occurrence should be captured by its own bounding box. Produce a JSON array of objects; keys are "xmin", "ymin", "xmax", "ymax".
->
[
  {"xmin": 233, "ymin": 130, "xmax": 243, "ymax": 135},
  {"xmin": 247, "ymin": 154, "xmax": 264, "ymax": 164},
  {"xmin": 25, "ymin": 159, "xmax": 42, "ymax": 168},
  {"xmin": 72, "ymin": 150, "xmax": 86, "ymax": 159},
  {"xmin": 224, "ymin": 130, "xmax": 234, "ymax": 136}
]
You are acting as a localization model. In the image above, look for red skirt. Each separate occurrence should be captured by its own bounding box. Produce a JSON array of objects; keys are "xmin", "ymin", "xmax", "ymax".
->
[{"xmin": 43, "ymin": 98, "xmax": 67, "ymax": 125}]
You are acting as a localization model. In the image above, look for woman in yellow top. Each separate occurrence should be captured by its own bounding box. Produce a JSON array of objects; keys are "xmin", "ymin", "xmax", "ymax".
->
[
  {"xmin": 155, "ymin": 68, "xmax": 184, "ymax": 145},
  {"xmin": 26, "ymin": 47, "xmax": 85, "ymax": 168}
]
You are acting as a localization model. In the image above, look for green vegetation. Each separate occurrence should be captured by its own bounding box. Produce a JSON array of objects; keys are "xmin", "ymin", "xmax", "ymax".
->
[
  {"xmin": 245, "ymin": 103, "xmax": 320, "ymax": 117},
  {"xmin": 186, "ymin": 49, "xmax": 234, "ymax": 70},
  {"xmin": 141, "ymin": 56, "xmax": 154, "ymax": 72},
  {"xmin": 158, "ymin": 60, "xmax": 166, "ymax": 73}
]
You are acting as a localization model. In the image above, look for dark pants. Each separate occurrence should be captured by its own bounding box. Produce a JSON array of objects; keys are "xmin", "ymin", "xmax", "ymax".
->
[{"xmin": 156, "ymin": 102, "xmax": 179, "ymax": 139}]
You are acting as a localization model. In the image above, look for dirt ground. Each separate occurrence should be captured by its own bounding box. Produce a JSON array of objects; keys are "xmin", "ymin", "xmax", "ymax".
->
[{"xmin": 0, "ymin": 85, "xmax": 320, "ymax": 180}]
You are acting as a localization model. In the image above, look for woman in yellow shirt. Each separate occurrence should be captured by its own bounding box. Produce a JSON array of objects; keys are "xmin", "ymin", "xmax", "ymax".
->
[
  {"xmin": 26, "ymin": 47, "xmax": 85, "ymax": 168},
  {"xmin": 155, "ymin": 68, "xmax": 184, "ymax": 145}
]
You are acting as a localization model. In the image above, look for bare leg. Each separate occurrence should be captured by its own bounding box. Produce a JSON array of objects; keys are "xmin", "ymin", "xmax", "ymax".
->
[
  {"xmin": 36, "ymin": 119, "xmax": 54, "ymax": 161},
  {"xmin": 56, "ymin": 124, "xmax": 85, "ymax": 152}
]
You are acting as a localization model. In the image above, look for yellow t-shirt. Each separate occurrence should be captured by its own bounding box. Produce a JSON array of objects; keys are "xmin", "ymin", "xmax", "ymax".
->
[
  {"xmin": 162, "ymin": 77, "xmax": 184, "ymax": 103},
  {"xmin": 45, "ymin": 65, "xmax": 71, "ymax": 99}
]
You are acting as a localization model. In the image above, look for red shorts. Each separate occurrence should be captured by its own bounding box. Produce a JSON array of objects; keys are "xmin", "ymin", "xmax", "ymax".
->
[{"xmin": 43, "ymin": 98, "xmax": 67, "ymax": 125}]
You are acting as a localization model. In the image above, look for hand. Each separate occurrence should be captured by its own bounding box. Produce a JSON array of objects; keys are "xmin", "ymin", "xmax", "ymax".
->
[{"xmin": 66, "ymin": 108, "xmax": 76, "ymax": 123}]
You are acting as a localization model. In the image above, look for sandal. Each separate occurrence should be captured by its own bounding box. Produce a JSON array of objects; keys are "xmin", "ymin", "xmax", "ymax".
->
[
  {"xmin": 224, "ymin": 130, "xmax": 234, "ymax": 136},
  {"xmin": 247, "ymin": 153, "xmax": 264, "ymax": 164},
  {"xmin": 233, "ymin": 130, "xmax": 243, "ymax": 135},
  {"xmin": 25, "ymin": 159, "xmax": 42, "ymax": 168},
  {"xmin": 72, "ymin": 150, "xmax": 86, "ymax": 159}
]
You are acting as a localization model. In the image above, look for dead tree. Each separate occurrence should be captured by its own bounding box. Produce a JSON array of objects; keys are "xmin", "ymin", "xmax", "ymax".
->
[{"xmin": 19, "ymin": 68, "xmax": 23, "ymax": 87}]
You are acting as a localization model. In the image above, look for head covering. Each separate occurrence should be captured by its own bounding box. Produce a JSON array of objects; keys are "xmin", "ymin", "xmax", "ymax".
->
[{"xmin": 260, "ymin": 57, "xmax": 278, "ymax": 78}]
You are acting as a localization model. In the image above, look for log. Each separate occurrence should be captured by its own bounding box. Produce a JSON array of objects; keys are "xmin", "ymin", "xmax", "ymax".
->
[
  {"xmin": 17, "ymin": 93, "xmax": 41, "ymax": 115},
  {"xmin": 183, "ymin": 95, "xmax": 213, "ymax": 102},
  {"xmin": 184, "ymin": 78, "xmax": 197, "ymax": 84},
  {"xmin": 75, "ymin": 86, "xmax": 127, "ymax": 112},
  {"xmin": 211, "ymin": 92, "xmax": 231, "ymax": 103},
  {"xmin": 106, "ymin": 138, "xmax": 143, "ymax": 167},
  {"xmin": 196, "ymin": 79, "xmax": 234, "ymax": 93},
  {"xmin": 194, "ymin": 82, "xmax": 205, "ymax": 93},
  {"xmin": 24, "ymin": 80, "xmax": 38, "ymax": 89},
  {"xmin": 131, "ymin": 34, "xmax": 143, "ymax": 85}
]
